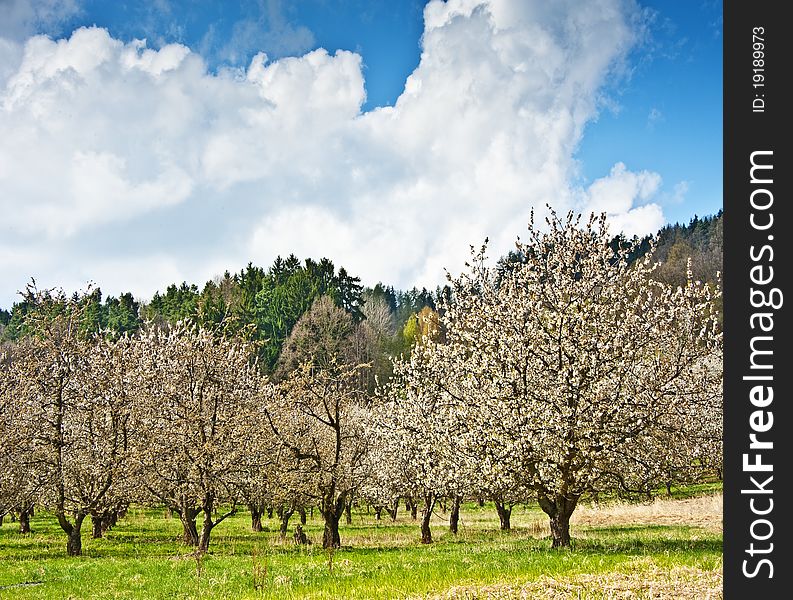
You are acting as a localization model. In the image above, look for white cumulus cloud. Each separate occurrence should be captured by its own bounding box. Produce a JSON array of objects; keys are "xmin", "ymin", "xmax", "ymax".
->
[
  {"xmin": 0, "ymin": 0, "xmax": 668, "ymax": 307},
  {"xmin": 580, "ymin": 162, "xmax": 666, "ymax": 237}
]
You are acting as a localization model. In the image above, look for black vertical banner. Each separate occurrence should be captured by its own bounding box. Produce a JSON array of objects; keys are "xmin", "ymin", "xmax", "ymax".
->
[{"xmin": 724, "ymin": 1, "xmax": 791, "ymax": 598}]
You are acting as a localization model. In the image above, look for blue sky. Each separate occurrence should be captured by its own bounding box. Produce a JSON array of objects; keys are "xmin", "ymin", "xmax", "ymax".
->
[
  {"xmin": 577, "ymin": 0, "xmax": 722, "ymax": 225},
  {"xmin": 0, "ymin": 0, "xmax": 722, "ymax": 306}
]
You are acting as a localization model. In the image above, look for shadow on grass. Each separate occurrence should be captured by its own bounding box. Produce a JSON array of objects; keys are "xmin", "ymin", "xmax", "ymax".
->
[
  {"xmin": 0, "ymin": 531, "xmax": 720, "ymax": 564},
  {"xmin": 579, "ymin": 524, "xmax": 698, "ymax": 534},
  {"xmin": 572, "ymin": 536, "xmax": 722, "ymax": 555}
]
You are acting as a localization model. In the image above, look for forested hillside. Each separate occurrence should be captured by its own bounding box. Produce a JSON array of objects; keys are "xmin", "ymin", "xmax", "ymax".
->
[
  {"xmin": 0, "ymin": 211, "xmax": 722, "ymax": 363},
  {"xmin": 0, "ymin": 261, "xmax": 443, "ymax": 379},
  {"xmin": 644, "ymin": 210, "xmax": 723, "ymax": 286}
]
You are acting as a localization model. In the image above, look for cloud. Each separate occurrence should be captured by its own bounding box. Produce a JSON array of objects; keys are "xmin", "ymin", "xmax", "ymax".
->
[
  {"xmin": 669, "ymin": 180, "xmax": 689, "ymax": 204},
  {"xmin": 0, "ymin": 0, "xmax": 81, "ymax": 42},
  {"xmin": 0, "ymin": 0, "xmax": 82, "ymax": 86},
  {"xmin": 647, "ymin": 106, "xmax": 663, "ymax": 128},
  {"xmin": 210, "ymin": 0, "xmax": 316, "ymax": 66},
  {"xmin": 580, "ymin": 162, "xmax": 665, "ymax": 237},
  {"xmin": 584, "ymin": 162, "xmax": 662, "ymax": 214},
  {"xmin": 0, "ymin": 0, "xmax": 664, "ymax": 307},
  {"xmin": 0, "ymin": 28, "xmax": 197, "ymax": 239}
]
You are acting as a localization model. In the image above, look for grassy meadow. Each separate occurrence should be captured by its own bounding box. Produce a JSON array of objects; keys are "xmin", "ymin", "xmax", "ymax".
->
[{"xmin": 0, "ymin": 487, "xmax": 723, "ymax": 599}]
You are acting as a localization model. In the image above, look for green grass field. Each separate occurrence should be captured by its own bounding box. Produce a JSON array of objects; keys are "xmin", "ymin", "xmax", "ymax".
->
[{"xmin": 0, "ymin": 490, "xmax": 723, "ymax": 599}]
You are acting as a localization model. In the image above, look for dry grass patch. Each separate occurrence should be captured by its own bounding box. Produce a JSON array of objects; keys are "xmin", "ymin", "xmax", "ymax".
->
[
  {"xmin": 571, "ymin": 494, "xmax": 722, "ymax": 533},
  {"xmin": 427, "ymin": 558, "xmax": 723, "ymax": 599}
]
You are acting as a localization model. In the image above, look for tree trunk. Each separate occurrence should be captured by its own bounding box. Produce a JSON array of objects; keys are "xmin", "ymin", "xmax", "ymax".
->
[
  {"xmin": 112, "ymin": 506, "xmax": 126, "ymax": 527},
  {"xmin": 197, "ymin": 498, "xmax": 235, "ymax": 554},
  {"xmin": 345, "ymin": 497, "xmax": 353, "ymax": 525},
  {"xmin": 293, "ymin": 524, "xmax": 308, "ymax": 545},
  {"xmin": 279, "ymin": 506, "xmax": 295, "ymax": 539},
  {"xmin": 67, "ymin": 527, "xmax": 83, "ymax": 556},
  {"xmin": 249, "ymin": 504, "xmax": 263, "ymax": 532},
  {"xmin": 406, "ymin": 497, "xmax": 418, "ymax": 520},
  {"xmin": 538, "ymin": 494, "xmax": 579, "ymax": 548},
  {"xmin": 321, "ymin": 494, "xmax": 345, "ymax": 549},
  {"xmin": 183, "ymin": 516, "xmax": 199, "ymax": 546},
  {"xmin": 420, "ymin": 493, "xmax": 435, "ymax": 544},
  {"xmin": 57, "ymin": 511, "xmax": 86, "ymax": 557},
  {"xmin": 449, "ymin": 495, "xmax": 461, "ymax": 535},
  {"xmin": 89, "ymin": 509, "xmax": 114, "ymax": 539},
  {"xmin": 18, "ymin": 503, "xmax": 33, "ymax": 534},
  {"xmin": 549, "ymin": 512, "xmax": 572, "ymax": 548},
  {"xmin": 298, "ymin": 506, "xmax": 307, "ymax": 525},
  {"xmin": 198, "ymin": 513, "xmax": 214, "ymax": 554},
  {"xmin": 374, "ymin": 506, "xmax": 382, "ymax": 521},
  {"xmin": 178, "ymin": 506, "xmax": 200, "ymax": 546},
  {"xmin": 197, "ymin": 495, "xmax": 219, "ymax": 554},
  {"xmin": 106, "ymin": 511, "xmax": 117, "ymax": 533},
  {"xmin": 322, "ymin": 509, "xmax": 341, "ymax": 549},
  {"xmin": 494, "ymin": 500, "xmax": 512, "ymax": 531},
  {"xmin": 387, "ymin": 498, "xmax": 399, "ymax": 522},
  {"xmin": 92, "ymin": 514, "xmax": 104, "ymax": 539}
]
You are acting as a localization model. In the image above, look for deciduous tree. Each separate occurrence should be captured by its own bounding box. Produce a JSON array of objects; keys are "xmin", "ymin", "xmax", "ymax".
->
[
  {"xmin": 131, "ymin": 322, "xmax": 266, "ymax": 553},
  {"xmin": 262, "ymin": 362, "xmax": 369, "ymax": 549},
  {"xmin": 391, "ymin": 210, "xmax": 722, "ymax": 547},
  {"xmin": 2, "ymin": 288, "xmax": 135, "ymax": 555}
]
